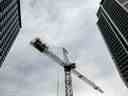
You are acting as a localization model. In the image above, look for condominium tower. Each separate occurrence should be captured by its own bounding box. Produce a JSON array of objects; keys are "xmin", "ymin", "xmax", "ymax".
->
[
  {"xmin": 97, "ymin": 0, "xmax": 128, "ymax": 87},
  {"xmin": 0, "ymin": 0, "xmax": 22, "ymax": 67}
]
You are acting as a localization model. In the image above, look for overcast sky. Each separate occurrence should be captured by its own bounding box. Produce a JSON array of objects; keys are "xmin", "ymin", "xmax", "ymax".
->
[{"xmin": 0, "ymin": 0, "xmax": 128, "ymax": 96}]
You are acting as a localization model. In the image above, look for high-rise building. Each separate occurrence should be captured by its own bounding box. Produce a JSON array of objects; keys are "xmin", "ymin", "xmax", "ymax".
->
[
  {"xmin": 97, "ymin": 0, "xmax": 128, "ymax": 87},
  {"xmin": 0, "ymin": 0, "xmax": 22, "ymax": 67}
]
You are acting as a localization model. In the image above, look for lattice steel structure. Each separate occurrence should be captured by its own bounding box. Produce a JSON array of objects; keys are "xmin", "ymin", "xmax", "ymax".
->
[
  {"xmin": 97, "ymin": 0, "xmax": 128, "ymax": 87},
  {"xmin": 0, "ymin": 0, "xmax": 22, "ymax": 67}
]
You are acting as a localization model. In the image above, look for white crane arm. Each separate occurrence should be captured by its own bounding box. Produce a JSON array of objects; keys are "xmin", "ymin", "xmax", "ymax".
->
[
  {"xmin": 72, "ymin": 69, "xmax": 104, "ymax": 93},
  {"xmin": 44, "ymin": 49, "xmax": 65, "ymax": 67},
  {"xmin": 30, "ymin": 38, "xmax": 65, "ymax": 67}
]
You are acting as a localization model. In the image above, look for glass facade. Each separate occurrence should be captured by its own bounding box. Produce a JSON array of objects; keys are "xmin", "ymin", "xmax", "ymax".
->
[
  {"xmin": 97, "ymin": 0, "xmax": 128, "ymax": 87},
  {"xmin": 0, "ymin": 0, "xmax": 21, "ymax": 67}
]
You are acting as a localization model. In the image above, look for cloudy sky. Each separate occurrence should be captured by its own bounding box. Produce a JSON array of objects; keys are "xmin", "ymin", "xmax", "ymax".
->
[{"xmin": 0, "ymin": 0, "xmax": 128, "ymax": 96}]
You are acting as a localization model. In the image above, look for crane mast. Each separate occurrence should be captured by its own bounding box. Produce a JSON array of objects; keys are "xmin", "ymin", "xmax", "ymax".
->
[
  {"xmin": 63, "ymin": 48, "xmax": 74, "ymax": 96},
  {"xmin": 64, "ymin": 68, "xmax": 73, "ymax": 96},
  {"xmin": 30, "ymin": 38, "xmax": 104, "ymax": 96}
]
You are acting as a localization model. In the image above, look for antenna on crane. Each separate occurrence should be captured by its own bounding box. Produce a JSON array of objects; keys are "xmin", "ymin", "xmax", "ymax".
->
[{"xmin": 30, "ymin": 38, "xmax": 104, "ymax": 96}]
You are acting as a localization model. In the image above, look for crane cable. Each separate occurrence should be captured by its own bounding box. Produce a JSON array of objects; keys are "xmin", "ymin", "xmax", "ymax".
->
[{"xmin": 57, "ymin": 69, "xmax": 60, "ymax": 96}]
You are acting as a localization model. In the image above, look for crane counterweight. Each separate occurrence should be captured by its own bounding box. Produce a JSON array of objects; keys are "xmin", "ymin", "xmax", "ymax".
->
[{"xmin": 30, "ymin": 38, "xmax": 48, "ymax": 53}]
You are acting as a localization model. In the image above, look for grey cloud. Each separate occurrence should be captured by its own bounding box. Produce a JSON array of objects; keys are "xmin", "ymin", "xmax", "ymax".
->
[{"xmin": 0, "ymin": 0, "xmax": 127, "ymax": 96}]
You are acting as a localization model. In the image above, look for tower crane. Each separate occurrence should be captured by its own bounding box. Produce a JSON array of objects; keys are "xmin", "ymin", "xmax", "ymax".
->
[{"xmin": 30, "ymin": 38, "xmax": 104, "ymax": 96}]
